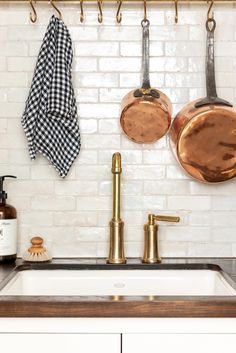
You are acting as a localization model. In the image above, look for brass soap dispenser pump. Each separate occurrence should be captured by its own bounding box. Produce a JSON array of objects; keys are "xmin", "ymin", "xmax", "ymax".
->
[
  {"xmin": 107, "ymin": 152, "xmax": 126, "ymax": 264},
  {"xmin": 142, "ymin": 214, "xmax": 180, "ymax": 264}
]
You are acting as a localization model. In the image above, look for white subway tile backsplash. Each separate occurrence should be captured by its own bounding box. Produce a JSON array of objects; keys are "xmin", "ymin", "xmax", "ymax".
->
[
  {"xmin": 75, "ymin": 42, "xmax": 119, "ymax": 56},
  {"xmin": 77, "ymin": 72, "xmax": 118, "ymax": 87},
  {"xmin": 120, "ymin": 42, "xmax": 163, "ymax": 57},
  {"xmin": 99, "ymin": 180, "xmax": 142, "ymax": 196},
  {"xmin": 162, "ymin": 226, "xmax": 211, "ymax": 242},
  {"xmin": 99, "ymin": 26, "xmax": 140, "ymax": 41},
  {"xmin": 80, "ymin": 119, "xmax": 97, "ymax": 134},
  {"xmin": 54, "ymin": 211, "xmax": 98, "ymax": 227},
  {"xmin": 99, "ymin": 57, "xmax": 141, "ymax": 72},
  {"xmin": 69, "ymin": 27, "xmax": 98, "ymax": 41},
  {"xmin": 168, "ymin": 196, "xmax": 211, "ymax": 211},
  {"xmin": 143, "ymin": 150, "xmax": 174, "ymax": 165},
  {"xmin": 0, "ymin": 42, "xmax": 28, "ymax": 57},
  {"xmin": 75, "ymin": 88, "xmax": 99, "ymax": 103},
  {"xmin": 31, "ymin": 196, "xmax": 76, "ymax": 211},
  {"xmin": 55, "ymin": 181, "xmax": 98, "ymax": 196},
  {"xmin": 144, "ymin": 180, "xmax": 190, "ymax": 195},
  {"xmin": 98, "ymin": 119, "xmax": 119, "ymax": 133},
  {"xmin": 0, "ymin": 72, "xmax": 28, "ymax": 87},
  {"xmin": 83, "ymin": 134, "xmax": 120, "ymax": 149},
  {"xmin": 79, "ymin": 103, "xmax": 119, "ymax": 118},
  {"xmin": 212, "ymin": 196, "xmax": 236, "ymax": 211},
  {"xmin": 0, "ymin": 119, "xmax": 7, "ymax": 133},
  {"xmin": 77, "ymin": 196, "xmax": 111, "ymax": 211},
  {"xmin": 73, "ymin": 57, "xmax": 97, "ymax": 72},
  {"xmin": 19, "ymin": 211, "xmax": 54, "ymax": 226},
  {"xmin": 76, "ymin": 150, "xmax": 98, "ymax": 165},
  {"xmin": 98, "ymin": 150, "xmax": 142, "ymax": 164},
  {"xmin": 0, "ymin": 4, "xmax": 235, "ymax": 258},
  {"xmin": 99, "ymin": 88, "xmax": 130, "ymax": 102},
  {"xmin": 76, "ymin": 165, "xmax": 110, "ymax": 181},
  {"xmin": 31, "ymin": 165, "xmax": 76, "ymax": 180},
  {"xmin": 165, "ymin": 73, "xmax": 204, "ymax": 88},
  {"xmin": 124, "ymin": 165, "xmax": 165, "ymax": 180},
  {"xmin": 188, "ymin": 242, "xmax": 232, "ymax": 257},
  {"xmin": 6, "ymin": 180, "xmax": 54, "ymax": 195}
]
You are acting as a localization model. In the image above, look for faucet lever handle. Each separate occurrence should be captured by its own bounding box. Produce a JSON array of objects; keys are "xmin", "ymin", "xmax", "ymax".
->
[
  {"xmin": 148, "ymin": 214, "xmax": 180, "ymax": 225},
  {"xmin": 142, "ymin": 213, "xmax": 180, "ymax": 264}
]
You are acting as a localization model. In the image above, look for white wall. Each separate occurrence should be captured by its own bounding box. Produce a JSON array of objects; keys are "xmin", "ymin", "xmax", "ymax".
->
[{"xmin": 0, "ymin": 2, "xmax": 236, "ymax": 258}]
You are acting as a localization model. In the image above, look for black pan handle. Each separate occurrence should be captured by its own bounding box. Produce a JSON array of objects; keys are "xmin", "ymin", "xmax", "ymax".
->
[
  {"xmin": 134, "ymin": 19, "xmax": 159, "ymax": 99},
  {"xmin": 195, "ymin": 18, "xmax": 232, "ymax": 108}
]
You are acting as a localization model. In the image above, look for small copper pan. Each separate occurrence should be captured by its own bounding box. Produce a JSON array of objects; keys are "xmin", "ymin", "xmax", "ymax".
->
[
  {"xmin": 120, "ymin": 19, "xmax": 172, "ymax": 144},
  {"xmin": 170, "ymin": 18, "xmax": 236, "ymax": 183}
]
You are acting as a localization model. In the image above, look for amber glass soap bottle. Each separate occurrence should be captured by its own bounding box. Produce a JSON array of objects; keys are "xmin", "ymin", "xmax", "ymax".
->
[{"xmin": 0, "ymin": 175, "xmax": 17, "ymax": 263}]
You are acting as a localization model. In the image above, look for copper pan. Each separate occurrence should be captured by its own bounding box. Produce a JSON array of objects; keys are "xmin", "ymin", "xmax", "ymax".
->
[
  {"xmin": 120, "ymin": 19, "xmax": 172, "ymax": 144},
  {"xmin": 170, "ymin": 18, "xmax": 236, "ymax": 183}
]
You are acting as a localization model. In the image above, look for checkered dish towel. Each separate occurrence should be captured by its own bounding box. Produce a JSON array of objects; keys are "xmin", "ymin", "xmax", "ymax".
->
[{"xmin": 22, "ymin": 15, "xmax": 81, "ymax": 178}]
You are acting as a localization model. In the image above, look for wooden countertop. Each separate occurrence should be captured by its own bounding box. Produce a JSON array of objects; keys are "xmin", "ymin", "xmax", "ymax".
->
[{"xmin": 0, "ymin": 258, "xmax": 236, "ymax": 318}]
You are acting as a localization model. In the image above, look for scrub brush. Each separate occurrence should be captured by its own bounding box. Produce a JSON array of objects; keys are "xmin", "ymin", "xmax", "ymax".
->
[{"xmin": 23, "ymin": 236, "xmax": 52, "ymax": 262}]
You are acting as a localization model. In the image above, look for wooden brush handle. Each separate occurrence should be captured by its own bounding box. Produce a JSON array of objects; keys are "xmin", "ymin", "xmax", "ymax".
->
[{"xmin": 29, "ymin": 236, "xmax": 46, "ymax": 253}]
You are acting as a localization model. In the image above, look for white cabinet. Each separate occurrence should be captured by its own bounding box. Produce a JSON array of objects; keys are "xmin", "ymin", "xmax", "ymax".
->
[
  {"xmin": 0, "ymin": 333, "xmax": 120, "ymax": 353},
  {"xmin": 122, "ymin": 333, "xmax": 236, "ymax": 353}
]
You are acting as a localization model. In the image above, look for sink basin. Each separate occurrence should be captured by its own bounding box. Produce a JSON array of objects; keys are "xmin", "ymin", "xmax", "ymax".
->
[{"xmin": 0, "ymin": 268, "xmax": 235, "ymax": 296}]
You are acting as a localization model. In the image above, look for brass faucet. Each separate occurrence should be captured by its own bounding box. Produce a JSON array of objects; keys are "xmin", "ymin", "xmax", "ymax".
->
[
  {"xmin": 107, "ymin": 152, "xmax": 126, "ymax": 264},
  {"xmin": 142, "ymin": 214, "xmax": 180, "ymax": 263}
]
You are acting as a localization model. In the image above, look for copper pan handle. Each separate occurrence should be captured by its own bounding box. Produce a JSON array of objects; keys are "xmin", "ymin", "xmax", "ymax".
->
[
  {"xmin": 195, "ymin": 18, "xmax": 232, "ymax": 108},
  {"xmin": 134, "ymin": 20, "xmax": 159, "ymax": 99},
  {"xmin": 141, "ymin": 19, "xmax": 151, "ymax": 91}
]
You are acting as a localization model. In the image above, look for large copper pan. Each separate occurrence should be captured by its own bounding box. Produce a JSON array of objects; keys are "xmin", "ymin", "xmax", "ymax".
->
[
  {"xmin": 120, "ymin": 19, "xmax": 172, "ymax": 144},
  {"xmin": 170, "ymin": 18, "xmax": 236, "ymax": 183}
]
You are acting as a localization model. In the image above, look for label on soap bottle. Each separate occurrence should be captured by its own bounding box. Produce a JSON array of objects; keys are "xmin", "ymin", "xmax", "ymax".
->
[{"xmin": 0, "ymin": 219, "xmax": 17, "ymax": 256}]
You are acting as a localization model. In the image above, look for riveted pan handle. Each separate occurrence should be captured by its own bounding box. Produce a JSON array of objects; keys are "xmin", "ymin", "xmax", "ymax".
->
[
  {"xmin": 195, "ymin": 18, "xmax": 232, "ymax": 108},
  {"xmin": 134, "ymin": 20, "xmax": 160, "ymax": 99}
]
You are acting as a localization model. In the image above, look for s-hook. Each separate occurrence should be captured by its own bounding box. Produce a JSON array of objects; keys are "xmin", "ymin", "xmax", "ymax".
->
[
  {"xmin": 29, "ymin": 0, "xmax": 37, "ymax": 23},
  {"xmin": 80, "ymin": 0, "xmax": 84, "ymax": 23},
  {"xmin": 116, "ymin": 0, "xmax": 122, "ymax": 24},
  {"xmin": 98, "ymin": 0, "xmax": 103, "ymax": 23},
  {"xmin": 49, "ymin": 0, "xmax": 62, "ymax": 20},
  {"xmin": 207, "ymin": 0, "xmax": 214, "ymax": 20},
  {"xmin": 174, "ymin": 0, "xmax": 178, "ymax": 23}
]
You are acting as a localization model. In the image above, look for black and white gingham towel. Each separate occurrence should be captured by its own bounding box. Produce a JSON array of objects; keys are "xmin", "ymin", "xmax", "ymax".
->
[{"xmin": 22, "ymin": 15, "xmax": 81, "ymax": 178}]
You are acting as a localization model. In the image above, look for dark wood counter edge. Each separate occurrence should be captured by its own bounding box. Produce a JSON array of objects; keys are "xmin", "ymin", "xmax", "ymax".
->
[
  {"xmin": 0, "ymin": 258, "xmax": 236, "ymax": 318},
  {"xmin": 0, "ymin": 297, "xmax": 236, "ymax": 317}
]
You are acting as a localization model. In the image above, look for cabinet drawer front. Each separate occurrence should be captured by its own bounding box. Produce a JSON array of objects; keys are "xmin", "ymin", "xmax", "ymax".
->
[
  {"xmin": 123, "ymin": 333, "xmax": 236, "ymax": 353},
  {"xmin": 0, "ymin": 333, "xmax": 120, "ymax": 353}
]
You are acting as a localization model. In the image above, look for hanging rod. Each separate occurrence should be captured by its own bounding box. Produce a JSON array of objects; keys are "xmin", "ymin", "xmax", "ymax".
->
[{"xmin": 0, "ymin": 0, "xmax": 235, "ymax": 3}]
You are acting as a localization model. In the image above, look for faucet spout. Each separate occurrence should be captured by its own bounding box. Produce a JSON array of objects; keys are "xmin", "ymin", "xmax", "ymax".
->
[
  {"xmin": 107, "ymin": 152, "xmax": 126, "ymax": 264},
  {"xmin": 112, "ymin": 152, "xmax": 122, "ymax": 222}
]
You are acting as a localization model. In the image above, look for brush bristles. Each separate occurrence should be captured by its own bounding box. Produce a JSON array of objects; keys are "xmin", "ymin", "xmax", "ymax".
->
[{"xmin": 23, "ymin": 251, "xmax": 52, "ymax": 262}]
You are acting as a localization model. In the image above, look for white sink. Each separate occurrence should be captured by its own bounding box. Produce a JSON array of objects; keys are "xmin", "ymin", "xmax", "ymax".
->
[{"xmin": 0, "ymin": 269, "xmax": 235, "ymax": 296}]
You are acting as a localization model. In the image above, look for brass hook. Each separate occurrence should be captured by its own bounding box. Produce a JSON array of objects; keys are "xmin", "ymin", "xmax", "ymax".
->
[
  {"xmin": 207, "ymin": 0, "xmax": 214, "ymax": 20},
  {"xmin": 143, "ymin": 0, "xmax": 147, "ymax": 22},
  {"xmin": 116, "ymin": 0, "xmax": 122, "ymax": 24},
  {"xmin": 29, "ymin": 0, "xmax": 37, "ymax": 23},
  {"xmin": 174, "ymin": 0, "xmax": 178, "ymax": 24},
  {"xmin": 80, "ymin": 0, "xmax": 84, "ymax": 23},
  {"xmin": 98, "ymin": 0, "xmax": 103, "ymax": 23},
  {"xmin": 50, "ymin": 0, "xmax": 62, "ymax": 20}
]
